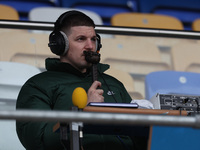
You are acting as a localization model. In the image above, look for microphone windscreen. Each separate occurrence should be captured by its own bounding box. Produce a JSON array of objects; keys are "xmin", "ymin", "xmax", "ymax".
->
[{"xmin": 72, "ymin": 87, "xmax": 88, "ymax": 109}]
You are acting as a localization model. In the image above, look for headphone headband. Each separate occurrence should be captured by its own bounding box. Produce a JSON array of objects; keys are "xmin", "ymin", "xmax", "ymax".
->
[{"xmin": 54, "ymin": 10, "xmax": 87, "ymax": 32}]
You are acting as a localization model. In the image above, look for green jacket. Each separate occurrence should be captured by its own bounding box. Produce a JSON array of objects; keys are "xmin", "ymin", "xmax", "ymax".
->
[{"xmin": 16, "ymin": 58, "xmax": 133, "ymax": 150}]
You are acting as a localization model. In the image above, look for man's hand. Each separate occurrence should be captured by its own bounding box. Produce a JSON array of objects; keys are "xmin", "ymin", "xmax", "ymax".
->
[{"xmin": 87, "ymin": 81, "xmax": 104, "ymax": 104}]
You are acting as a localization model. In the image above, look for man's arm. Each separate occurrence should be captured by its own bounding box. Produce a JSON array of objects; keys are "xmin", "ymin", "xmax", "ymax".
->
[{"xmin": 16, "ymin": 83, "xmax": 64, "ymax": 150}]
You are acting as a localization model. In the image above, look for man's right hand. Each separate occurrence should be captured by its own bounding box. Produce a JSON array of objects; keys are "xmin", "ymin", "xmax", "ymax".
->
[{"xmin": 87, "ymin": 81, "xmax": 104, "ymax": 104}]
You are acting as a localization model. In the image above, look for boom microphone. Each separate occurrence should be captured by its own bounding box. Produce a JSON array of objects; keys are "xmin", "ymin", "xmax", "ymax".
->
[{"xmin": 84, "ymin": 51, "xmax": 101, "ymax": 82}]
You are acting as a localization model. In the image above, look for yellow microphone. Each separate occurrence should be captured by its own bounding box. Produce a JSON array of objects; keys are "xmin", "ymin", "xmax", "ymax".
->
[{"xmin": 72, "ymin": 87, "xmax": 88, "ymax": 109}]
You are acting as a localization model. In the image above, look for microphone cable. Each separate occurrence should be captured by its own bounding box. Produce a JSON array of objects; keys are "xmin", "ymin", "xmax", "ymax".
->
[
  {"xmin": 99, "ymin": 71, "xmax": 141, "ymax": 150},
  {"xmin": 176, "ymin": 106, "xmax": 183, "ymax": 116},
  {"xmin": 116, "ymin": 135, "xmax": 132, "ymax": 150},
  {"xmin": 195, "ymin": 98, "xmax": 200, "ymax": 114},
  {"xmin": 99, "ymin": 70, "xmax": 118, "ymax": 103}
]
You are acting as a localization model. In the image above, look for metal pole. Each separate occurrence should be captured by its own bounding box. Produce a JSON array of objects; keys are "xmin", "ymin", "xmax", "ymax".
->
[
  {"xmin": 0, "ymin": 110, "xmax": 200, "ymax": 128},
  {"xmin": 0, "ymin": 20, "xmax": 200, "ymax": 39}
]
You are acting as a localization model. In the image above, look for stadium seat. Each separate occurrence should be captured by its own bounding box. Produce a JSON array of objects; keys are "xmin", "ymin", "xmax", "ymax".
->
[
  {"xmin": 0, "ymin": 0, "xmax": 60, "ymax": 20},
  {"xmin": 0, "ymin": 4, "xmax": 19, "ymax": 20},
  {"xmin": 0, "ymin": 30, "xmax": 53, "ymax": 69},
  {"xmin": 170, "ymin": 42, "xmax": 200, "ymax": 72},
  {"xmin": 60, "ymin": 0, "xmax": 136, "ymax": 8},
  {"xmin": 105, "ymin": 68, "xmax": 143, "ymax": 99},
  {"xmin": 28, "ymin": 7, "xmax": 103, "ymax": 25},
  {"xmin": 145, "ymin": 71, "xmax": 200, "ymax": 100},
  {"xmin": 0, "ymin": 61, "xmax": 38, "ymax": 149},
  {"xmin": 111, "ymin": 12, "xmax": 184, "ymax": 30},
  {"xmin": 101, "ymin": 37, "xmax": 171, "ymax": 98},
  {"xmin": 153, "ymin": 9, "xmax": 200, "ymax": 30},
  {"xmin": 138, "ymin": 0, "xmax": 200, "ymax": 30},
  {"xmin": 149, "ymin": 126, "xmax": 200, "ymax": 150},
  {"xmin": 192, "ymin": 18, "xmax": 200, "ymax": 31},
  {"xmin": 0, "ymin": 120, "xmax": 25, "ymax": 150},
  {"xmin": 138, "ymin": 0, "xmax": 200, "ymax": 13},
  {"xmin": 0, "ymin": 61, "xmax": 41, "ymax": 100},
  {"xmin": 60, "ymin": 0, "xmax": 138, "ymax": 25},
  {"xmin": 101, "ymin": 37, "xmax": 170, "ymax": 75}
]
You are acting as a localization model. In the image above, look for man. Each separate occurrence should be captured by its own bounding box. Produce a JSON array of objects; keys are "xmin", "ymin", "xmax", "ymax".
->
[{"xmin": 16, "ymin": 10, "xmax": 136, "ymax": 150}]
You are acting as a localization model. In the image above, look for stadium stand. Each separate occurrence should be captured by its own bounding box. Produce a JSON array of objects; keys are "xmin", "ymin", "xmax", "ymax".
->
[
  {"xmin": 1, "ymin": 0, "xmax": 200, "ymax": 30},
  {"xmin": 1, "ymin": 2, "xmax": 200, "ymax": 150}
]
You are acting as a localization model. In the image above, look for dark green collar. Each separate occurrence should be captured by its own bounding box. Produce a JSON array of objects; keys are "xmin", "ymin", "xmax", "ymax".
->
[{"xmin": 45, "ymin": 58, "xmax": 110, "ymax": 76}]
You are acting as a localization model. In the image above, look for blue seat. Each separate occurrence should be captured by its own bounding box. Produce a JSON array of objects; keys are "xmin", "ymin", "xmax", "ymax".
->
[
  {"xmin": 60, "ymin": 0, "xmax": 138, "ymax": 25},
  {"xmin": 138, "ymin": 0, "xmax": 200, "ymax": 30},
  {"xmin": 145, "ymin": 71, "xmax": 200, "ymax": 100},
  {"xmin": 0, "ymin": 0, "xmax": 61, "ymax": 20},
  {"xmin": 150, "ymin": 126, "xmax": 200, "ymax": 150},
  {"xmin": 60, "ymin": 0, "xmax": 137, "ymax": 9},
  {"xmin": 138, "ymin": 0, "xmax": 200, "ymax": 13}
]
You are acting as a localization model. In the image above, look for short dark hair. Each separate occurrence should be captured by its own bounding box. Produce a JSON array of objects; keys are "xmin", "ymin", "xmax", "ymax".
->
[{"xmin": 54, "ymin": 10, "xmax": 95, "ymax": 32}]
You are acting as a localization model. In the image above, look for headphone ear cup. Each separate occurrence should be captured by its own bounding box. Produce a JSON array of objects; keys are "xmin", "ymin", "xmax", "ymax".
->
[
  {"xmin": 48, "ymin": 31, "xmax": 69, "ymax": 56},
  {"xmin": 96, "ymin": 34, "xmax": 102, "ymax": 52}
]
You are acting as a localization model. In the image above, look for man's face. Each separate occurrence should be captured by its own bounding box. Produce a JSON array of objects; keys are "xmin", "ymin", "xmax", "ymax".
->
[{"xmin": 61, "ymin": 26, "xmax": 97, "ymax": 73}]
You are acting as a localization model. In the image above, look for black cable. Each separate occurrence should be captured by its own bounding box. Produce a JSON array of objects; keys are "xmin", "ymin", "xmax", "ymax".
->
[
  {"xmin": 176, "ymin": 106, "xmax": 183, "ymax": 116},
  {"xmin": 100, "ymin": 72, "xmax": 140, "ymax": 150},
  {"xmin": 195, "ymin": 98, "xmax": 200, "ymax": 114},
  {"xmin": 99, "ymin": 70, "xmax": 118, "ymax": 103},
  {"xmin": 116, "ymin": 135, "xmax": 131, "ymax": 150},
  {"xmin": 99, "ymin": 71, "xmax": 141, "ymax": 150}
]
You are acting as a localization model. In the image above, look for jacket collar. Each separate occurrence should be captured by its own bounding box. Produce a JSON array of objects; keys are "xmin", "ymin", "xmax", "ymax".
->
[{"xmin": 45, "ymin": 58, "xmax": 109, "ymax": 76}]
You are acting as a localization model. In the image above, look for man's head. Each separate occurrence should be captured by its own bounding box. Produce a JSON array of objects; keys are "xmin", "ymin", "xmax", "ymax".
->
[
  {"xmin": 48, "ymin": 10, "xmax": 96, "ymax": 56},
  {"xmin": 48, "ymin": 10, "xmax": 101, "ymax": 73}
]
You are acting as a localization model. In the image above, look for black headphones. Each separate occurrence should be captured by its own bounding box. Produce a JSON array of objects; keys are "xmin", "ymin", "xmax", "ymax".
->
[{"xmin": 48, "ymin": 10, "xmax": 102, "ymax": 56}]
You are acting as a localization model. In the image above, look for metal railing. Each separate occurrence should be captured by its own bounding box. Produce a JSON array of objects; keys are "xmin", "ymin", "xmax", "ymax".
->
[
  {"xmin": 0, "ymin": 109, "xmax": 200, "ymax": 128},
  {"xmin": 0, "ymin": 20, "xmax": 200, "ymax": 39}
]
